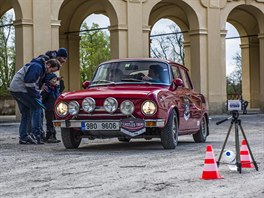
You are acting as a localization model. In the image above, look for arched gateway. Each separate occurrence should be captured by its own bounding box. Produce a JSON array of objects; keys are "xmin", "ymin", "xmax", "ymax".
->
[{"xmin": 1, "ymin": 0, "xmax": 264, "ymax": 114}]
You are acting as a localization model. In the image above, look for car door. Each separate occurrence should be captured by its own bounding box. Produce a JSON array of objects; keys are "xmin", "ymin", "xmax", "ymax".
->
[
  {"xmin": 178, "ymin": 68, "xmax": 201, "ymax": 132},
  {"xmin": 171, "ymin": 65, "xmax": 193, "ymax": 133}
]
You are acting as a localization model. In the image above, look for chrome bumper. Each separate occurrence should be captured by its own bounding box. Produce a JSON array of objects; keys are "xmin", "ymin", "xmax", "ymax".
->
[{"xmin": 53, "ymin": 119, "xmax": 165, "ymax": 128}]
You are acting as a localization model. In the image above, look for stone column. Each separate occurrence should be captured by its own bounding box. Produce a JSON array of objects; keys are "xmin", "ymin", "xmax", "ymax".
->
[
  {"xmin": 50, "ymin": 20, "xmax": 61, "ymax": 50},
  {"xmin": 189, "ymin": 29, "xmax": 208, "ymax": 95},
  {"xmin": 240, "ymin": 43, "xmax": 251, "ymax": 105},
  {"xmin": 249, "ymin": 39, "xmax": 260, "ymax": 108},
  {"xmin": 127, "ymin": 1, "xmax": 143, "ymax": 57},
  {"xmin": 258, "ymin": 33, "xmax": 264, "ymax": 111},
  {"xmin": 109, "ymin": 25, "xmax": 128, "ymax": 58},
  {"xmin": 13, "ymin": 19, "xmax": 34, "ymax": 68},
  {"xmin": 60, "ymin": 34, "xmax": 80, "ymax": 91},
  {"xmin": 143, "ymin": 25, "xmax": 151, "ymax": 58},
  {"xmin": 183, "ymin": 40, "xmax": 191, "ymax": 72},
  {"xmin": 207, "ymin": 7, "xmax": 226, "ymax": 113},
  {"xmin": 32, "ymin": 0, "xmax": 52, "ymax": 56}
]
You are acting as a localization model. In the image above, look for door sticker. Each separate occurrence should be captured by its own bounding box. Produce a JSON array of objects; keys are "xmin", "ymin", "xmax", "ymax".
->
[{"xmin": 183, "ymin": 97, "xmax": 190, "ymax": 121}]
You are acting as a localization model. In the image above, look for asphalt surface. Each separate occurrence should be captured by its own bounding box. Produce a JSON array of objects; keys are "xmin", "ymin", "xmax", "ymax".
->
[{"xmin": 0, "ymin": 113, "xmax": 263, "ymax": 198}]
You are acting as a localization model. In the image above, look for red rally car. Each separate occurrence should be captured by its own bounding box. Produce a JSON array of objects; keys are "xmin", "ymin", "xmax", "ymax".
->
[{"xmin": 54, "ymin": 58, "xmax": 209, "ymax": 149}]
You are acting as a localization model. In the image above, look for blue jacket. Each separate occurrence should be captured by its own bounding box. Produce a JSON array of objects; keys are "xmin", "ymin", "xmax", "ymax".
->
[
  {"xmin": 41, "ymin": 84, "xmax": 60, "ymax": 111},
  {"xmin": 9, "ymin": 57, "xmax": 46, "ymax": 98}
]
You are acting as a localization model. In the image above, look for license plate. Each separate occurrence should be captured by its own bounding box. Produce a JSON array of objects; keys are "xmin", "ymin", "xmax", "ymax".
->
[{"xmin": 82, "ymin": 121, "xmax": 120, "ymax": 131}]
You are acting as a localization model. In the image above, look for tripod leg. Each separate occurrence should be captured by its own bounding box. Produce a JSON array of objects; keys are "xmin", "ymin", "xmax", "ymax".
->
[
  {"xmin": 217, "ymin": 122, "xmax": 233, "ymax": 167},
  {"xmin": 235, "ymin": 122, "xmax": 242, "ymax": 173},
  {"xmin": 238, "ymin": 122, "xmax": 259, "ymax": 171}
]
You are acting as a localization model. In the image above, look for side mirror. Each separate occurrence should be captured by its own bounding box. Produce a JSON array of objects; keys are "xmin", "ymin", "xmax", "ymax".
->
[
  {"xmin": 82, "ymin": 81, "xmax": 90, "ymax": 89},
  {"xmin": 174, "ymin": 78, "xmax": 184, "ymax": 87}
]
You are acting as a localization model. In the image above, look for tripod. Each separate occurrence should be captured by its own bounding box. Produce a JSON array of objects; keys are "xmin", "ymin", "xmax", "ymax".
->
[{"xmin": 216, "ymin": 110, "xmax": 258, "ymax": 173}]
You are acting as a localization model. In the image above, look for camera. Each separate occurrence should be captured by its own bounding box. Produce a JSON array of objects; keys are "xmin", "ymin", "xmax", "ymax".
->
[{"xmin": 227, "ymin": 100, "xmax": 242, "ymax": 111}]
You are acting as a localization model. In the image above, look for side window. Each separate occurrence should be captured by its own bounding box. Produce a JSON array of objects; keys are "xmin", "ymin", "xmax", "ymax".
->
[
  {"xmin": 179, "ymin": 68, "xmax": 191, "ymax": 89},
  {"xmin": 172, "ymin": 66, "xmax": 181, "ymax": 79}
]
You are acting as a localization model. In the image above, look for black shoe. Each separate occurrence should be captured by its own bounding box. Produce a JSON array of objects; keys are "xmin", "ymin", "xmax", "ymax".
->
[
  {"xmin": 46, "ymin": 135, "xmax": 61, "ymax": 143},
  {"xmin": 40, "ymin": 132, "xmax": 46, "ymax": 142},
  {"xmin": 45, "ymin": 132, "xmax": 52, "ymax": 141},
  {"xmin": 19, "ymin": 136, "xmax": 37, "ymax": 144},
  {"xmin": 36, "ymin": 136, "xmax": 45, "ymax": 144}
]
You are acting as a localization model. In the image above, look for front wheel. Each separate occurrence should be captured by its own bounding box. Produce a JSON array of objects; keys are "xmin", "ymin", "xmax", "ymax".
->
[
  {"xmin": 61, "ymin": 128, "xmax": 82, "ymax": 149},
  {"xmin": 160, "ymin": 110, "xmax": 178, "ymax": 149},
  {"xmin": 193, "ymin": 116, "xmax": 208, "ymax": 143}
]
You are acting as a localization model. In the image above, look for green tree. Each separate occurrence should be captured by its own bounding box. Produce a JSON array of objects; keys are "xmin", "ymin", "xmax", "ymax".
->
[
  {"xmin": 80, "ymin": 22, "xmax": 110, "ymax": 84},
  {"xmin": 0, "ymin": 10, "xmax": 15, "ymax": 96},
  {"xmin": 226, "ymin": 52, "xmax": 242, "ymax": 98}
]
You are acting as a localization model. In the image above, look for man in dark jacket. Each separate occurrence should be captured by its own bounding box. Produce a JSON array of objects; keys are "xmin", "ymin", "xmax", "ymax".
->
[
  {"xmin": 37, "ymin": 48, "xmax": 68, "ymax": 139},
  {"xmin": 41, "ymin": 73, "xmax": 61, "ymax": 143},
  {"xmin": 9, "ymin": 58, "xmax": 61, "ymax": 144}
]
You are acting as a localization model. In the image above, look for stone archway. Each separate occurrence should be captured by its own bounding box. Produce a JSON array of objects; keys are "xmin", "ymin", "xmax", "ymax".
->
[
  {"xmin": 223, "ymin": 4, "xmax": 264, "ymax": 109},
  {"xmin": 58, "ymin": 0, "xmax": 118, "ymax": 91},
  {"xmin": 148, "ymin": 0, "xmax": 199, "ymax": 73},
  {"xmin": 147, "ymin": 0, "xmax": 208, "ymax": 99},
  {"xmin": 0, "ymin": 0, "xmax": 24, "ymax": 70}
]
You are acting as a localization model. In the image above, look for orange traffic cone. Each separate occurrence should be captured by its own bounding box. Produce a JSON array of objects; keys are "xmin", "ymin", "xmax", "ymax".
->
[
  {"xmin": 200, "ymin": 145, "xmax": 224, "ymax": 180},
  {"xmin": 240, "ymin": 139, "xmax": 254, "ymax": 168}
]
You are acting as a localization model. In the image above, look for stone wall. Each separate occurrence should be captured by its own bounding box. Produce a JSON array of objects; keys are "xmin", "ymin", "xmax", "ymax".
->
[{"xmin": 0, "ymin": 97, "xmax": 15, "ymax": 115}]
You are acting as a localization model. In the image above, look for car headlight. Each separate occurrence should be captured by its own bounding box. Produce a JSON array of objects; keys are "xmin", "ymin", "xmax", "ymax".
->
[
  {"xmin": 56, "ymin": 102, "xmax": 68, "ymax": 117},
  {"xmin": 141, "ymin": 100, "xmax": 157, "ymax": 116},
  {"xmin": 82, "ymin": 97, "xmax": 96, "ymax": 113},
  {"xmin": 68, "ymin": 101, "xmax": 80, "ymax": 115},
  {"xmin": 104, "ymin": 97, "xmax": 118, "ymax": 113},
  {"xmin": 120, "ymin": 100, "xmax": 135, "ymax": 115}
]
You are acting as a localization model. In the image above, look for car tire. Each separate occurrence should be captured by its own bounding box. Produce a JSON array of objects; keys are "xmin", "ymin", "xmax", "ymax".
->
[
  {"xmin": 118, "ymin": 137, "xmax": 131, "ymax": 142},
  {"xmin": 161, "ymin": 109, "xmax": 178, "ymax": 149},
  {"xmin": 193, "ymin": 115, "xmax": 208, "ymax": 143},
  {"xmin": 61, "ymin": 128, "xmax": 82, "ymax": 149}
]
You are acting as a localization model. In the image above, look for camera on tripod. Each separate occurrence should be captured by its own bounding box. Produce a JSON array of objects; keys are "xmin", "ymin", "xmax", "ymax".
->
[
  {"xmin": 226, "ymin": 98, "xmax": 248, "ymax": 114},
  {"xmin": 227, "ymin": 100, "xmax": 242, "ymax": 111},
  {"xmin": 216, "ymin": 99, "xmax": 258, "ymax": 173}
]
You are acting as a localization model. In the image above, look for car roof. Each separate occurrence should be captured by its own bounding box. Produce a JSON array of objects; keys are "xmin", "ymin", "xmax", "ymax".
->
[{"xmin": 99, "ymin": 58, "xmax": 189, "ymax": 71}]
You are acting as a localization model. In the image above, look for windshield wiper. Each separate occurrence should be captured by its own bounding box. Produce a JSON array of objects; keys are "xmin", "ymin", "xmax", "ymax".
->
[
  {"xmin": 92, "ymin": 80, "xmax": 115, "ymax": 85},
  {"xmin": 121, "ymin": 78, "xmax": 143, "ymax": 82},
  {"xmin": 121, "ymin": 78, "xmax": 152, "ymax": 84}
]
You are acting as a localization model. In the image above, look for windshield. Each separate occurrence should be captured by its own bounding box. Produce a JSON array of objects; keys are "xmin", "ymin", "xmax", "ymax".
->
[{"xmin": 91, "ymin": 61, "xmax": 170, "ymax": 85}]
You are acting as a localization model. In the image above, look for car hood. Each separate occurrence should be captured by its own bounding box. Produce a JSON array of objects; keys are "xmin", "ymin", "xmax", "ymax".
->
[{"xmin": 60, "ymin": 84, "xmax": 169, "ymax": 100}]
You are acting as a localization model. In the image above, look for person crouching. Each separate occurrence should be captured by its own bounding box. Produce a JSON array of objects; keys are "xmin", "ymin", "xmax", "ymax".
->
[{"xmin": 41, "ymin": 73, "xmax": 61, "ymax": 143}]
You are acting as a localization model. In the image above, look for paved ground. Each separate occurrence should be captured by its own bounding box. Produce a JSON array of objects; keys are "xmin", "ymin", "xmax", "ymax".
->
[{"xmin": 0, "ymin": 113, "xmax": 263, "ymax": 198}]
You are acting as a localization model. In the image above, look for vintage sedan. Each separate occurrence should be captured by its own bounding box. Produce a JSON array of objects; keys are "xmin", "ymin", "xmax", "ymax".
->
[{"xmin": 54, "ymin": 58, "xmax": 209, "ymax": 149}]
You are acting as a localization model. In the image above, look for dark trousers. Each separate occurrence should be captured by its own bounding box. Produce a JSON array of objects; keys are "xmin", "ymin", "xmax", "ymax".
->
[
  {"xmin": 44, "ymin": 110, "xmax": 56, "ymax": 134},
  {"xmin": 10, "ymin": 91, "xmax": 42, "ymax": 139}
]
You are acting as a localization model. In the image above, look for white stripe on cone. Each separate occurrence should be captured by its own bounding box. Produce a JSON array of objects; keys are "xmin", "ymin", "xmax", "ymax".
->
[
  {"xmin": 202, "ymin": 164, "xmax": 218, "ymax": 171},
  {"xmin": 205, "ymin": 152, "xmax": 215, "ymax": 159}
]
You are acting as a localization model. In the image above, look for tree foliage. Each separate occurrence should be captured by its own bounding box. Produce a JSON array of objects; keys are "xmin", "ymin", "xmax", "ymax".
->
[
  {"xmin": 80, "ymin": 22, "xmax": 110, "ymax": 83},
  {"xmin": 226, "ymin": 52, "xmax": 242, "ymax": 97},
  {"xmin": 150, "ymin": 24, "xmax": 185, "ymax": 64},
  {"xmin": 0, "ymin": 11, "xmax": 15, "ymax": 96}
]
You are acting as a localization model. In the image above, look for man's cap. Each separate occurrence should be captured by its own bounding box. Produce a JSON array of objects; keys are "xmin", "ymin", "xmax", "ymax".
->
[
  {"xmin": 45, "ymin": 50, "xmax": 57, "ymax": 59},
  {"xmin": 57, "ymin": 48, "xmax": 68, "ymax": 58}
]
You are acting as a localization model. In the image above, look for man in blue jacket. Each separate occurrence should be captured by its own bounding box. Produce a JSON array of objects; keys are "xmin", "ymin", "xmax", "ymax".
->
[{"xmin": 9, "ymin": 58, "xmax": 61, "ymax": 144}]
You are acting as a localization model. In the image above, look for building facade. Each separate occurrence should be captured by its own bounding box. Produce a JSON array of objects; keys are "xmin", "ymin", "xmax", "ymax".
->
[{"xmin": 0, "ymin": 0, "xmax": 264, "ymax": 113}]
